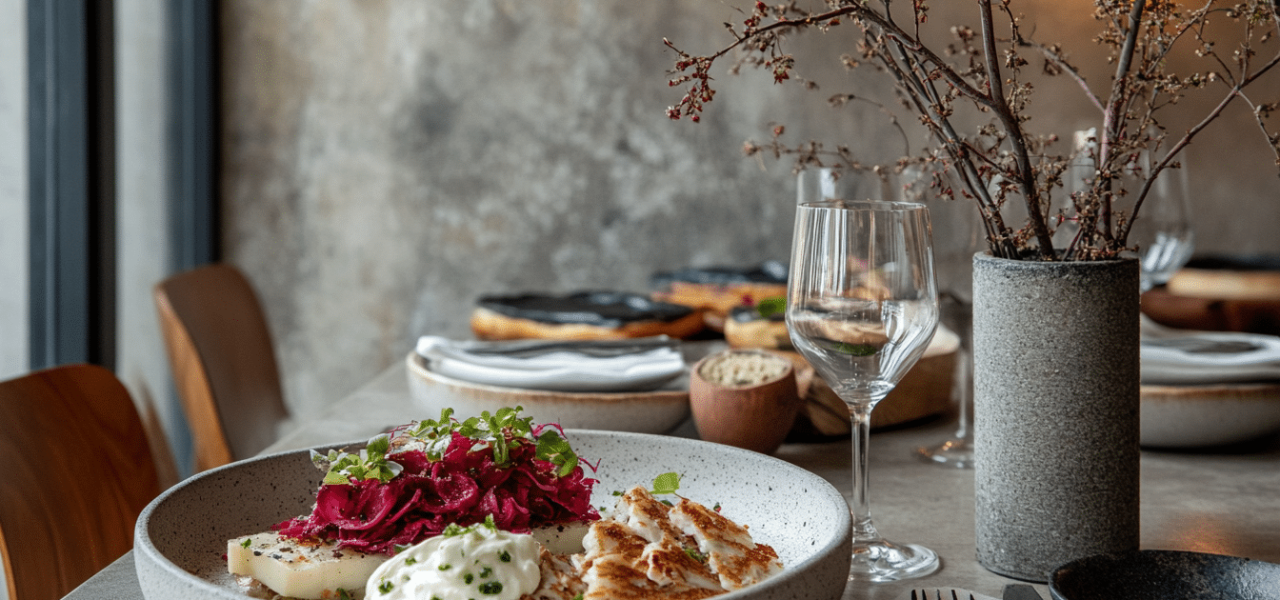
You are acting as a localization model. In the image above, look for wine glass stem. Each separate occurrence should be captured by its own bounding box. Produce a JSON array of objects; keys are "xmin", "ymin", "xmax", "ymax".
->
[{"xmin": 849, "ymin": 403, "xmax": 879, "ymax": 541}]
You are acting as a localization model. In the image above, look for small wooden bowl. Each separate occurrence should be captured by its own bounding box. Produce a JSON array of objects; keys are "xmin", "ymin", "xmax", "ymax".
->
[{"xmin": 689, "ymin": 349, "xmax": 801, "ymax": 454}]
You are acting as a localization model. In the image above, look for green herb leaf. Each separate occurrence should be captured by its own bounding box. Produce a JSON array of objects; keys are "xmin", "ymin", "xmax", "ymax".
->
[
  {"xmin": 535, "ymin": 428, "xmax": 580, "ymax": 477},
  {"xmin": 756, "ymin": 296, "xmax": 787, "ymax": 318},
  {"xmin": 442, "ymin": 515, "xmax": 498, "ymax": 538},
  {"xmin": 319, "ymin": 406, "xmax": 585, "ymax": 486},
  {"xmin": 834, "ymin": 342, "xmax": 878, "ymax": 356},
  {"xmin": 317, "ymin": 434, "xmax": 405, "ymax": 486},
  {"xmin": 239, "ymin": 538, "xmax": 251, "ymax": 548},
  {"xmin": 683, "ymin": 547, "xmax": 707, "ymax": 563},
  {"xmin": 651, "ymin": 472, "xmax": 681, "ymax": 495},
  {"xmin": 403, "ymin": 408, "xmax": 457, "ymax": 461},
  {"xmin": 378, "ymin": 579, "xmax": 394, "ymax": 594}
]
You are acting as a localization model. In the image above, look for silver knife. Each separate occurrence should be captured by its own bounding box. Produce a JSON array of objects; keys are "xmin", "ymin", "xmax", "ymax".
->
[
  {"xmin": 451, "ymin": 336, "xmax": 679, "ymax": 358},
  {"xmin": 1002, "ymin": 584, "xmax": 1043, "ymax": 600}
]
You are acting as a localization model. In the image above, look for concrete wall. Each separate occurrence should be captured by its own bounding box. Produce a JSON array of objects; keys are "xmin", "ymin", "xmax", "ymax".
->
[
  {"xmin": 219, "ymin": 0, "xmax": 1280, "ymax": 421},
  {"xmin": 0, "ymin": 2, "xmax": 20, "ymax": 594},
  {"xmin": 117, "ymin": 0, "xmax": 184, "ymax": 480},
  {"xmin": 0, "ymin": 0, "xmax": 27, "ymax": 389}
]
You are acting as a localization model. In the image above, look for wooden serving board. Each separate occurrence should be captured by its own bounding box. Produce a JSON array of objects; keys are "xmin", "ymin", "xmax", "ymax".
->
[{"xmin": 778, "ymin": 325, "xmax": 961, "ymax": 439}]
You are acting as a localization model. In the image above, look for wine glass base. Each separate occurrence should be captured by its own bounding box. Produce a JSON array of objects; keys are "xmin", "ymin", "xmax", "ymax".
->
[
  {"xmin": 848, "ymin": 539, "xmax": 940, "ymax": 582},
  {"xmin": 915, "ymin": 439, "xmax": 974, "ymax": 469}
]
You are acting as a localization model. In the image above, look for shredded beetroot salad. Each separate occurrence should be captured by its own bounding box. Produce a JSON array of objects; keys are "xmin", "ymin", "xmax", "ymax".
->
[{"xmin": 274, "ymin": 407, "xmax": 599, "ymax": 555}]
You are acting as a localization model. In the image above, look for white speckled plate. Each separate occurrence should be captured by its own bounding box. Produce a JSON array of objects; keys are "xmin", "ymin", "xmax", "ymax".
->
[
  {"xmin": 135, "ymin": 430, "xmax": 853, "ymax": 600},
  {"xmin": 406, "ymin": 351, "xmax": 693, "ymax": 434}
]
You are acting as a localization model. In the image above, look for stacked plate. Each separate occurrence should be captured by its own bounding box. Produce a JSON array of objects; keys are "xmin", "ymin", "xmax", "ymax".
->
[{"xmin": 406, "ymin": 336, "xmax": 712, "ymax": 434}]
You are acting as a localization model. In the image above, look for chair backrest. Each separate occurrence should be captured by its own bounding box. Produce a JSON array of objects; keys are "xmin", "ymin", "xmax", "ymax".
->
[
  {"xmin": 0, "ymin": 364, "xmax": 161, "ymax": 600},
  {"xmin": 154, "ymin": 263, "xmax": 289, "ymax": 472}
]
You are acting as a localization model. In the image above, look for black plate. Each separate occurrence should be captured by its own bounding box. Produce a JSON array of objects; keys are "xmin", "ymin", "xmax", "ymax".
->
[
  {"xmin": 1050, "ymin": 549, "xmax": 1280, "ymax": 600},
  {"xmin": 476, "ymin": 291, "xmax": 693, "ymax": 327}
]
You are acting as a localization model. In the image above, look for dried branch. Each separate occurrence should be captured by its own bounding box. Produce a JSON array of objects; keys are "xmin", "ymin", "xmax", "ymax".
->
[
  {"xmin": 666, "ymin": 0, "xmax": 1280, "ymax": 261},
  {"xmin": 978, "ymin": 0, "xmax": 1055, "ymax": 257},
  {"xmin": 1119, "ymin": 47, "xmax": 1280, "ymax": 243}
]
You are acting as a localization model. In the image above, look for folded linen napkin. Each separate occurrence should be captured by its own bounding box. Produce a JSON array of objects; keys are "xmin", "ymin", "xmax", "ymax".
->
[
  {"xmin": 415, "ymin": 335, "xmax": 687, "ymax": 392},
  {"xmin": 1141, "ymin": 316, "xmax": 1280, "ymax": 384}
]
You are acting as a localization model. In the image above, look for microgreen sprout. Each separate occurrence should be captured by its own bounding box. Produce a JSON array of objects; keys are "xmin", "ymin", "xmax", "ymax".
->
[
  {"xmin": 402, "ymin": 408, "xmax": 458, "ymax": 461},
  {"xmin": 313, "ymin": 433, "xmax": 404, "ymax": 486},
  {"xmin": 405, "ymin": 406, "xmax": 582, "ymax": 477}
]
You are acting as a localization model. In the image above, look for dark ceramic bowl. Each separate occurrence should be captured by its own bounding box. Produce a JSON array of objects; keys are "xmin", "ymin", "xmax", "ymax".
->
[{"xmin": 1049, "ymin": 549, "xmax": 1280, "ymax": 600}]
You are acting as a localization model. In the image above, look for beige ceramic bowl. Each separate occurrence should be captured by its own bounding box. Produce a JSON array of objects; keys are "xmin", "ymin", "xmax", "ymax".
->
[
  {"xmin": 406, "ymin": 352, "xmax": 691, "ymax": 434},
  {"xmin": 1140, "ymin": 382, "xmax": 1280, "ymax": 448},
  {"xmin": 689, "ymin": 349, "xmax": 801, "ymax": 454}
]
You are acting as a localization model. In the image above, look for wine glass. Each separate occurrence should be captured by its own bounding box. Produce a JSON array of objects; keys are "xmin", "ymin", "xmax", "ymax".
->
[
  {"xmin": 895, "ymin": 167, "xmax": 980, "ymax": 469},
  {"xmin": 1063, "ymin": 129, "xmax": 1195, "ymax": 291},
  {"xmin": 1127, "ymin": 159, "xmax": 1194, "ymax": 292},
  {"xmin": 786, "ymin": 199, "xmax": 942, "ymax": 582}
]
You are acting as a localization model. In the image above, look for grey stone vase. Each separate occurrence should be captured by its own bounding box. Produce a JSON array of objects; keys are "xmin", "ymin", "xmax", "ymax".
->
[{"xmin": 972, "ymin": 252, "xmax": 1141, "ymax": 583}]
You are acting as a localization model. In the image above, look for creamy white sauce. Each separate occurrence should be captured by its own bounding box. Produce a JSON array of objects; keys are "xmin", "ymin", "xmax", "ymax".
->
[{"xmin": 365, "ymin": 524, "xmax": 540, "ymax": 600}]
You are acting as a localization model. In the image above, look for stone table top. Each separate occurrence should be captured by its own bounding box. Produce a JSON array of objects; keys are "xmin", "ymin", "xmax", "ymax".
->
[{"xmin": 66, "ymin": 362, "xmax": 1280, "ymax": 600}]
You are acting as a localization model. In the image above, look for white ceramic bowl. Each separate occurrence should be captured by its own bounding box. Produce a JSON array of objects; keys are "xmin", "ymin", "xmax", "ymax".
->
[
  {"xmin": 406, "ymin": 351, "xmax": 692, "ymax": 433},
  {"xmin": 135, "ymin": 430, "xmax": 853, "ymax": 600},
  {"xmin": 1141, "ymin": 382, "xmax": 1280, "ymax": 448}
]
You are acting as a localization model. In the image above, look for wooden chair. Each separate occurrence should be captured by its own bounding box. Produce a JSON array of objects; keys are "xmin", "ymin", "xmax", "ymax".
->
[
  {"xmin": 154, "ymin": 263, "xmax": 290, "ymax": 472},
  {"xmin": 0, "ymin": 364, "xmax": 161, "ymax": 600}
]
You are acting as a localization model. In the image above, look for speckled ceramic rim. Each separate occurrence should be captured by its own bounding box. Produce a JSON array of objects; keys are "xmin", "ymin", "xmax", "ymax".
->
[
  {"xmin": 1047, "ymin": 549, "xmax": 1280, "ymax": 600},
  {"xmin": 135, "ymin": 430, "xmax": 853, "ymax": 600}
]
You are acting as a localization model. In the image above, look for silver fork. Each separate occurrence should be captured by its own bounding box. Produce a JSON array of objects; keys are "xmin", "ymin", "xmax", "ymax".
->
[{"xmin": 911, "ymin": 590, "xmax": 974, "ymax": 600}]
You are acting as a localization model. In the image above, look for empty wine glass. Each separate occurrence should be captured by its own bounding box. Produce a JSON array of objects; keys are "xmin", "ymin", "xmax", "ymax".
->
[
  {"xmin": 786, "ymin": 199, "xmax": 941, "ymax": 582},
  {"xmin": 1127, "ymin": 159, "xmax": 1194, "ymax": 292},
  {"xmin": 899, "ymin": 167, "xmax": 980, "ymax": 469}
]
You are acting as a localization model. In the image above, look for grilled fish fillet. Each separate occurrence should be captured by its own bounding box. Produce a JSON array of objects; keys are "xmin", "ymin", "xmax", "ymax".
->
[{"xmin": 570, "ymin": 486, "xmax": 782, "ymax": 599}]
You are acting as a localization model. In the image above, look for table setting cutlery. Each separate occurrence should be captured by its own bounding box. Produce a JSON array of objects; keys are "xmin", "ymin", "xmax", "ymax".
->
[
  {"xmin": 435, "ymin": 335, "xmax": 680, "ymax": 358},
  {"xmin": 1141, "ymin": 316, "xmax": 1280, "ymax": 385},
  {"xmin": 908, "ymin": 588, "xmax": 1001, "ymax": 600}
]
